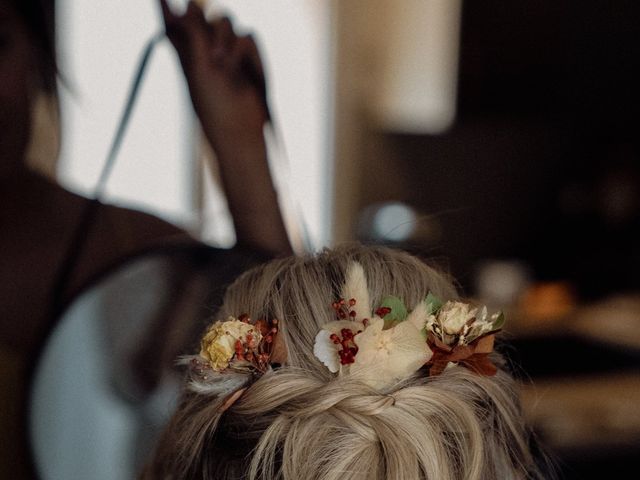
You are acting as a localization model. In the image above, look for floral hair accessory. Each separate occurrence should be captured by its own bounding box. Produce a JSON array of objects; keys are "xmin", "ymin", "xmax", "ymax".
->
[
  {"xmin": 425, "ymin": 295, "xmax": 504, "ymax": 376},
  {"xmin": 313, "ymin": 263, "xmax": 504, "ymax": 390},
  {"xmin": 183, "ymin": 314, "xmax": 279, "ymax": 397}
]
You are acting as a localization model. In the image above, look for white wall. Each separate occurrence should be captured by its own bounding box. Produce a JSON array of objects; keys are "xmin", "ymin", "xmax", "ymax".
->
[{"xmin": 57, "ymin": 0, "xmax": 332, "ymax": 249}]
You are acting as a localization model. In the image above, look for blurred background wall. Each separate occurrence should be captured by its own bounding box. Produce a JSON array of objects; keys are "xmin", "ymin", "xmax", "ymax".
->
[
  {"xmin": 332, "ymin": 1, "xmax": 640, "ymax": 478},
  {"xmin": 334, "ymin": 0, "xmax": 640, "ymax": 296}
]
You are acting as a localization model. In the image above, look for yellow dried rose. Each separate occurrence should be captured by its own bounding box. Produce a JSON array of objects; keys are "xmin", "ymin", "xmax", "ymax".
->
[
  {"xmin": 202, "ymin": 341, "xmax": 235, "ymax": 371},
  {"xmin": 200, "ymin": 317, "xmax": 262, "ymax": 371}
]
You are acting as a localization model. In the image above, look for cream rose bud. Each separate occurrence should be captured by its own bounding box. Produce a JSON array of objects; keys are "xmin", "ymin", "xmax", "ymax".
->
[{"xmin": 438, "ymin": 301, "xmax": 478, "ymax": 335}]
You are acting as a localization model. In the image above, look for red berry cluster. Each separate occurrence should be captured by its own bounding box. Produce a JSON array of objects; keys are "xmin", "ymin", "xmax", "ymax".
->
[
  {"xmin": 330, "ymin": 328, "xmax": 361, "ymax": 365},
  {"xmin": 234, "ymin": 314, "xmax": 279, "ymax": 371},
  {"xmin": 255, "ymin": 317, "xmax": 279, "ymax": 371},
  {"xmin": 332, "ymin": 297, "xmax": 358, "ymax": 319},
  {"xmin": 329, "ymin": 298, "xmax": 365, "ymax": 365},
  {"xmin": 232, "ymin": 314, "xmax": 257, "ymax": 362},
  {"xmin": 234, "ymin": 331, "xmax": 258, "ymax": 362}
]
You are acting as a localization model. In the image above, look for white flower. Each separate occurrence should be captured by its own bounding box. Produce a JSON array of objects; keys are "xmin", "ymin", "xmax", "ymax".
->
[
  {"xmin": 313, "ymin": 320, "xmax": 365, "ymax": 373},
  {"xmin": 438, "ymin": 301, "xmax": 478, "ymax": 335},
  {"xmin": 405, "ymin": 300, "xmax": 430, "ymax": 331},
  {"xmin": 313, "ymin": 263, "xmax": 439, "ymax": 388},
  {"xmin": 350, "ymin": 317, "xmax": 432, "ymax": 389}
]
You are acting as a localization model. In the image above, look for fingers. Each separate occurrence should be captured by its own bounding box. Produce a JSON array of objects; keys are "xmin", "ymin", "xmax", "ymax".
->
[
  {"xmin": 229, "ymin": 35, "xmax": 269, "ymax": 116},
  {"xmin": 159, "ymin": 0, "xmax": 206, "ymax": 47},
  {"xmin": 185, "ymin": 0, "xmax": 207, "ymax": 25},
  {"xmin": 158, "ymin": 0, "xmax": 175, "ymax": 25},
  {"xmin": 209, "ymin": 16, "xmax": 236, "ymax": 65},
  {"xmin": 214, "ymin": 17, "xmax": 235, "ymax": 50},
  {"xmin": 241, "ymin": 34, "xmax": 265, "ymax": 78},
  {"xmin": 159, "ymin": 1, "xmax": 266, "ymax": 101},
  {"xmin": 229, "ymin": 35, "xmax": 266, "ymax": 87},
  {"xmin": 158, "ymin": 0, "xmax": 244, "ymax": 64},
  {"xmin": 207, "ymin": 17, "xmax": 259, "ymax": 82}
]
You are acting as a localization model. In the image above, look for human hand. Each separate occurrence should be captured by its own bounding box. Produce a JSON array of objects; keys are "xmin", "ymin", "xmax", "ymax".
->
[
  {"xmin": 159, "ymin": 0, "xmax": 291, "ymax": 256},
  {"xmin": 159, "ymin": 0, "xmax": 269, "ymax": 151}
]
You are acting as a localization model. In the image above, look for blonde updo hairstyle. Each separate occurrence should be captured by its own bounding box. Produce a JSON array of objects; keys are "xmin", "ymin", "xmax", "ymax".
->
[{"xmin": 144, "ymin": 245, "xmax": 546, "ymax": 480}]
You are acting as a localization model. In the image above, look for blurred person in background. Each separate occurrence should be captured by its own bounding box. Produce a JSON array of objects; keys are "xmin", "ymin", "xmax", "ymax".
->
[{"xmin": 0, "ymin": 0, "xmax": 290, "ymax": 476}]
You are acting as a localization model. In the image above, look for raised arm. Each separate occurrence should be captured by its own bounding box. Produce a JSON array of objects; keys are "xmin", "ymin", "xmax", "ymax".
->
[{"xmin": 159, "ymin": 0, "xmax": 291, "ymax": 256}]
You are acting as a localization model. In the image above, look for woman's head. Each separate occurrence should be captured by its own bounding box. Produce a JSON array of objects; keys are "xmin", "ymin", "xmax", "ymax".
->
[
  {"xmin": 0, "ymin": 0, "xmax": 56, "ymax": 176},
  {"xmin": 4, "ymin": 0, "xmax": 56, "ymax": 92},
  {"xmin": 146, "ymin": 245, "xmax": 546, "ymax": 480}
]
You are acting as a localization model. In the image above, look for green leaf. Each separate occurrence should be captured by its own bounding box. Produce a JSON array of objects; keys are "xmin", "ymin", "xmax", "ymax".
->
[
  {"xmin": 424, "ymin": 292, "xmax": 443, "ymax": 315},
  {"xmin": 490, "ymin": 312, "xmax": 505, "ymax": 331},
  {"xmin": 377, "ymin": 296, "xmax": 408, "ymax": 329}
]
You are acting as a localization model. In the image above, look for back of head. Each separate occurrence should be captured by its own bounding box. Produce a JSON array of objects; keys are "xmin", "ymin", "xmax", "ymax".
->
[{"xmin": 144, "ymin": 245, "xmax": 547, "ymax": 480}]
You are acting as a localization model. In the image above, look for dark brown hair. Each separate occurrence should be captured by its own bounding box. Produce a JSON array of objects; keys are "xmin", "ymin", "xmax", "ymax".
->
[{"xmin": 10, "ymin": 0, "xmax": 58, "ymax": 93}]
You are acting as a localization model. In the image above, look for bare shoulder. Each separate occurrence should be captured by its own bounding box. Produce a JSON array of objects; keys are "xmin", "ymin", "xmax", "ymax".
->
[{"xmin": 98, "ymin": 201, "xmax": 190, "ymax": 245}]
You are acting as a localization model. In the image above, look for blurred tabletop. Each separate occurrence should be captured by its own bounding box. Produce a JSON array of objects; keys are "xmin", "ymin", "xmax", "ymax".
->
[{"xmin": 507, "ymin": 291, "xmax": 640, "ymax": 478}]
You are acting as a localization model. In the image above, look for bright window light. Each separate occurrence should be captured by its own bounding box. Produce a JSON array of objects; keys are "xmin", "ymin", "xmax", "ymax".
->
[
  {"xmin": 57, "ymin": 0, "xmax": 333, "ymax": 249},
  {"xmin": 57, "ymin": 0, "xmax": 195, "ymax": 228}
]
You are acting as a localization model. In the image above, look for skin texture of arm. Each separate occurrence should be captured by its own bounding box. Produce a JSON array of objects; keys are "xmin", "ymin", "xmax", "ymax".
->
[{"xmin": 159, "ymin": 0, "xmax": 292, "ymax": 257}]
